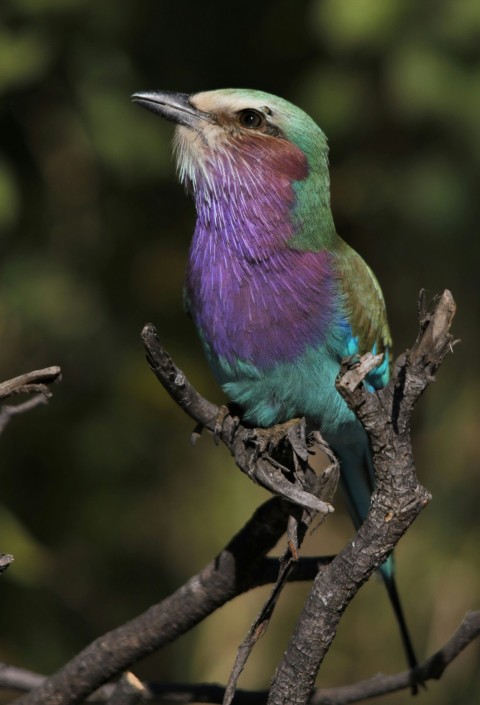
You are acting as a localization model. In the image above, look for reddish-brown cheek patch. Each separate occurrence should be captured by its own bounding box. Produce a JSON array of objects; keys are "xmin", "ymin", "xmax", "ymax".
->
[{"xmin": 231, "ymin": 133, "xmax": 308, "ymax": 184}]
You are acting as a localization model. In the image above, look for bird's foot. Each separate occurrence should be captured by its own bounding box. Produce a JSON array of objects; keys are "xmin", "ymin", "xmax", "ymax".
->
[
  {"xmin": 247, "ymin": 419, "xmax": 317, "ymax": 493},
  {"xmin": 211, "ymin": 404, "xmax": 235, "ymax": 445},
  {"xmin": 248, "ymin": 418, "xmax": 306, "ymax": 460},
  {"xmin": 243, "ymin": 421, "xmax": 335, "ymax": 516},
  {"xmin": 244, "ymin": 418, "xmax": 303, "ymax": 484}
]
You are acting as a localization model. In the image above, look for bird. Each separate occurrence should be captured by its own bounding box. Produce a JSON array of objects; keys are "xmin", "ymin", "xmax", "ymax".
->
[{"xmin": 132, "ymin": 87, "xmax": 418, "ymax": 676}]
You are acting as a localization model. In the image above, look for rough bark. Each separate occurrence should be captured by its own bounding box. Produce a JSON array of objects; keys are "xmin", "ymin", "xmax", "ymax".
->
[
  {"xmin": 266, "ymin": 290, "xmax": 457, "ymax": 704},
  {"xmin": 8, "ymin": 291, "xmax": 473, "ymax": 705}
]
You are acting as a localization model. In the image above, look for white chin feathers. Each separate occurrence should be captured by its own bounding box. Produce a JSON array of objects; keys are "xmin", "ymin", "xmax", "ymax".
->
[{"xmin": 173, "ymin": 124, "xmax": 233, "ymax": 194}]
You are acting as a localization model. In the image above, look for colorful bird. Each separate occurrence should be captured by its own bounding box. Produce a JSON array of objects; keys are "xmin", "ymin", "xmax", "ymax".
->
[{"xmin": 133, "ymin": 88, "xmax": 417, "ymax": 674}]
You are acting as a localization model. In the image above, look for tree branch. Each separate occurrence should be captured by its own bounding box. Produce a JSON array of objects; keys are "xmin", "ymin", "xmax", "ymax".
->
[
  {"xmin": 141, "ymin": 325, "xmax": 333, "ymax": 516},
  {"xmin": 0, "ymin": 664, "xmax": 45, "ymax": 693},
  {"xmin": 13, "ymin": 499, "xmax": 331, "ymax": 705},
  {"xmin": 10, "ymin": 291, "xmax": 464, "ymax": 705},
  {"xmin": 0, "ymin": 367, "xmax": 62, "ymax": 400},
  {"xmin": 223, "ymin": 459, "xmax": 339, "ymax": 705},
  {"xmin": 0, "ymin": 367, "xmax": 62, "ymax": 435},
  {"xmin": 266, "ymin": 290, "xmax": 456, "ymax": 705},
  {"xmin": 4, "ymin": 610, "xmax": 479, "ymax": 703}
]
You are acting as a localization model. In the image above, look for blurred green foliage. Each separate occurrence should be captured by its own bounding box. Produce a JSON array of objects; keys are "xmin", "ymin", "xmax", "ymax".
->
[{"xmin": 0, "ymin": 0, "xmax": 479, "ymax": 703}]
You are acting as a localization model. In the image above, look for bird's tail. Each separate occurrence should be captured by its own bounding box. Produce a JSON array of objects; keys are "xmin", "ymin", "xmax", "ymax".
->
[
  {"xmin": 329, "ymin": 432, "xmax": 419, "ymax": 683},
  {"xmin": 380, "ymin": 568, "xmax": 419, "ymax": 678}
]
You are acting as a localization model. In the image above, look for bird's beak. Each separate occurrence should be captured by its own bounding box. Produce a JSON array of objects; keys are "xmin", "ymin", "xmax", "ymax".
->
[{"xmin": 131, "ymin": 90, "xmax": 211, "ymax": 128}]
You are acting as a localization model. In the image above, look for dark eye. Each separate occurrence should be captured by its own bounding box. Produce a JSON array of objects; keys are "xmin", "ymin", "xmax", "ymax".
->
[{"xmin": 238, "ymin": 109, "xmax": 264, "ymax": 129}]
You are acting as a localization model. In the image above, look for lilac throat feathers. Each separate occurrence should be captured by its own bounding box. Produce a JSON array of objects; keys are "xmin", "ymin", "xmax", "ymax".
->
[{"xmin": 184, "ymin": 135, "xmax": 338, "ymax": 369}]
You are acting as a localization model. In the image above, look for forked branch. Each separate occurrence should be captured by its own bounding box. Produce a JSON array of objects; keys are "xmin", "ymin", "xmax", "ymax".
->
[
  {"xmin": 266, "ymin": 290, "xmax": 457, "ymax": 705},
  {"xmin": 4, "ymin": 610, "xmax": 480, "ymax": 703},
  {"xmin": 11, "ymin": 291, "xmax": 470, "ymax": 705}
]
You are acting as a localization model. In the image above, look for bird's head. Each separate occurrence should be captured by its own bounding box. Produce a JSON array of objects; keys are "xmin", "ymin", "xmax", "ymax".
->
[
  {"xmin": 132, "ymin": 88, "xmax": 329, "ymax": 192},
  {"xmin": 132, "ymin": 88, "xmax": 336, "ymax": 250}
]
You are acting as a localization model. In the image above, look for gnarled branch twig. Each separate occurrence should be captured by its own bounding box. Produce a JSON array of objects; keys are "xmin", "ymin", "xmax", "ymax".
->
[
  {"xmin": 0, "ymin": 366, "xmax": 62, "ymax": 435},
  {"xmin": 0, "ymin": 367, "xmax": 62, "ymax": 400},
  {"xmin": 12, "ymin": 497, "xmax": 331, "ymax": 705},
  {"xmin": 141, "ymin": 325, "xmax": 333, "ymax": 515},
  {"xmin": 12, "ymin": 291, "xmax": 467, "ymax": 705},
  {"xmin": 266, "ymin": 290, "xmax": 456, "ymax": 705}
]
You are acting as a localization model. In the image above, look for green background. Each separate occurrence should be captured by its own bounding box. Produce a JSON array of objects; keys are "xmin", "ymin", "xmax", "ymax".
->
[{"xmin": 0, "ymin": 0, "xmax": 479, "ymax": 703}]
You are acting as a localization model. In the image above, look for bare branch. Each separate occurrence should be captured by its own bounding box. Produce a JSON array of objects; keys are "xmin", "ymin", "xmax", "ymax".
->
[
  {"xmin": 141, "ymin": 325, "xmax": 333, "ymax": 515},
  {"xmin": 0, "ymin": 367, "xmax": 62, "ymax": 435},
  {"xmin": 10, "ymin": 293, "xmax": 464, "ymax": 705},
  {"xmin": 337, "ymin": 352, "xmax": 384, "ymax": 394},
  {"xmin": 223, "ymin": 462, "xmax": 339, "ymax": 705},
  {"xmin": 0, "ymin": 556, "xmax": 331, "ymax": 703},
  {"xmin": 4, "ymin": 610, "xmax": 479, "ymax": 703},
  {"xmin": 266, "ymin": 291, "xmax": 456, "ymax": 705},
  {"xmin": 116, "ymin": 609, "xmax": 480, "ymax": 704},
  {"xmin": 0, "ymin": 367, "xmax": 62, "ymax": 400},
  {"xmin": 13, "ymin": 498, "xmax": 321, "ymax": 705},
  {"xmin": 310, "ymin": 610, "xmax": 480, "ymax": 704},
  {"xmin": 0, "ymin": 395, "xmax": 49, "ymax": 435},
  {"xmin": 0, "ymin": 664, "xmax": 45, "ymax": 693},
  {"xmin": 146, "ymin": 323, "xmax": 342, "ymax": 705}
]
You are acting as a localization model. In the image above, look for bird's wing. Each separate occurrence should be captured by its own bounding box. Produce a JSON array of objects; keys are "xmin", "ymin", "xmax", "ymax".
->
[{"xmin": 334, "ymin": 241, "xmax": 392, "ymax": 388}]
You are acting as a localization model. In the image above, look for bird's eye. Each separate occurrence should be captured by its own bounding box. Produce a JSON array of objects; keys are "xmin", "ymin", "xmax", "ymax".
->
[{"xmin": 238, "ymin": 109, "xmax": 265, "ymax": 129}]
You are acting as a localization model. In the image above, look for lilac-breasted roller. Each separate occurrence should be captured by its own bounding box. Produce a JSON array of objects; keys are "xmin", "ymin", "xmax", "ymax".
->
[{"xmin": 132, "ymin": 88, "xmax": 417, "ymax": 673}]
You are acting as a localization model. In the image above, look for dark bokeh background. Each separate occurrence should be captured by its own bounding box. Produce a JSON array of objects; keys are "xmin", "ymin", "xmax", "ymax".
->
[{"xmin": 1, "ymin": 1, "xmax": 479, "ymax": 703}]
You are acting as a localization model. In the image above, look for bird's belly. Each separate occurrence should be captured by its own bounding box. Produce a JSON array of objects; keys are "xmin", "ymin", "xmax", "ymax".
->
[{"xmin": 204, "ymin": 337, "xmax": 357, "ymax": 432}]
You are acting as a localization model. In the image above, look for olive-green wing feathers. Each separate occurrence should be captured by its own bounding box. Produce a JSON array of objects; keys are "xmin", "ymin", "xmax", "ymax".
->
[{"xmin": 335, "ymin": 241, "xmax": 392, "ymax": 377}]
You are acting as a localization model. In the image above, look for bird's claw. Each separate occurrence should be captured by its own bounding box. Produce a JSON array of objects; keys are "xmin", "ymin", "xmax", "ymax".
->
[
  {"xmin": 248, "ymin": 418, "xmax": 305, "ymax": 458},
  {"xmin": 212, "ymin": 405, "xmax": 230, "ymax": 445},
  {"xmin": 212, "ymin": 404, "xmax": 240, "ymax": 445}
]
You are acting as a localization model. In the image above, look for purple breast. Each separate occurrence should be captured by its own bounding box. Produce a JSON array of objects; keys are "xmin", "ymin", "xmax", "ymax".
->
[
  {"xmin": 186, "ymin": 238, "xmax": 337, "ymax": 369},
  {"xmin": 184, "ymin": 134, "xmax": 337, "ymax": 369}
]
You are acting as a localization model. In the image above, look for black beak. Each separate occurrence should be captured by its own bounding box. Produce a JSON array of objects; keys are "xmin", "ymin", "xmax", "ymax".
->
[{"xmin": 131, "ymin": 90, "xmax": 211, "ymax": 128}]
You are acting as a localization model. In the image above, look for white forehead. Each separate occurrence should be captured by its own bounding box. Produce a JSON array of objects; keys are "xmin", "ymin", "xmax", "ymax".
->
[{"xmin": 192, "ymin": 89, "xmax": 278, "ymax": 116}]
